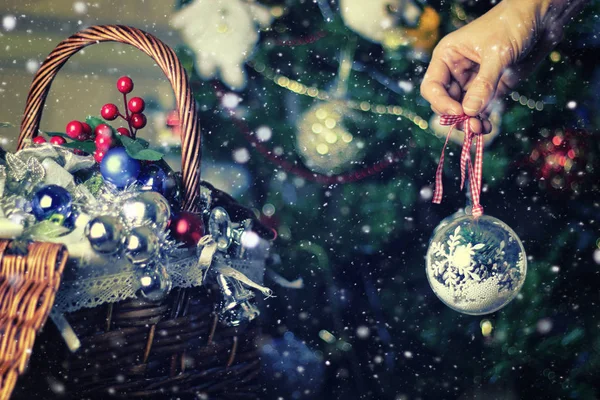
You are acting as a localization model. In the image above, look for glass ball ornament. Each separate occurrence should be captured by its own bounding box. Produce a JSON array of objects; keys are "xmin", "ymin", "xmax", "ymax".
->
[
  {"xmin": 84, "ymin": 215, "xmax": 127, "ymax": 255},
  {"xmin": 136, "ymin": 263, "xmax": 172, "ymax": 302},
  {"xmin": 125, "ymin": 226, "xmax": 159, "ymax": 265},
  {"xmin": 99, "ymin": 147, "xmax": 141, "ymax": 188},
  {"xmin": 296, "ymin": 101, "xmax": 363, "ymax": 174},
  {"xmin": 121, "ymin": 191, "xmax": 171, "ymax": 230},
  {"xmin": 208, "ymin": 207, "xmax": 233, "ymax": 251},
  {"xmin": 31, "ymin": 185, "xmax": 73, "ymax": 221},
  {"xmin": 169, "ymin": 211, "xmax": 204, "ymax": 247},
  {"xmin": 426, "ymin": 213, "xmax": 527, "ymax": 315},
  {"xmin": 138, "ymin": 164, "xmax": 167, "ymax": 194}
]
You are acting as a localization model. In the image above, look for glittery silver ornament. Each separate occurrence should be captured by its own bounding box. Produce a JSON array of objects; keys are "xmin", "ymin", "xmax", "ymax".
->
[
  {"xmin": 216, "ymin": 274, "xmax": 258, "ymax": 326},
  {"xmin": 208, "ymin": 207, "xmax": 232, "ymax": 251},
  {"xmin": 125, "ymin": 226, "xmax": 159, "ymax": 265},
  {"xmin": 84, "ymin": 215, "xmax": 127, "ymax": 255},
  {"xmin": 136, "ymin": 263, "xmax": 172, "ymax": 302},
  {"xmin": 122, "ymin": 191, "xmax": 171, "ymax": 230}
]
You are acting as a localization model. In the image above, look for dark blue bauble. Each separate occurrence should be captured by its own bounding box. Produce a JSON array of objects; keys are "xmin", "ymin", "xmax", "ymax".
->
[
  {"xmin": 100, "ymin": 148, "xmax": 141, "ymax": 188},
  {"xmin": 138, "ymin": 164, "xmax": 167, "ymax": 194},
  {"xmin": 31, "ymin": 185, "xmax": 72, "ymax": 221},
  {"xmin": 164, "ymin": 171, "xmax": 182, "ymax": 211}
]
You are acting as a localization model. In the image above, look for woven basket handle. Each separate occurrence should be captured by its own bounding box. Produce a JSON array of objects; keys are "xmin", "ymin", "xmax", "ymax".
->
[{"xmin": 16, "ymin": 25, "xmax": 201, "ymax": 212}]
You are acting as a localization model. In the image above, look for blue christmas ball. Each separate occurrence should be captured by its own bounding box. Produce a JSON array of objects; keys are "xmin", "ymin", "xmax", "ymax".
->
[
  {"xmin": 100, "ymin": 148, "xmax": 141, "ymax": 188},
  {"xmin": 31, "ymin": 185, "xmax": 72, "ymax": 221},
  {"xmin": 138, "ymin": 164, "xmax": 167, "ymax": 194}
]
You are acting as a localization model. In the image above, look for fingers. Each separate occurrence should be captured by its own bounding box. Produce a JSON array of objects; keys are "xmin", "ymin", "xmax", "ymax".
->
[
  {"xmin": 462, "ymin": 56, "xmax": 505, "ymax": 116},
  {"xmin": 457, "ymin": 117, "xmax": 483, "ymax": 134},
  {"xmin": 420, "ymin": 57, "xmax": 463, "ymax": 115}
]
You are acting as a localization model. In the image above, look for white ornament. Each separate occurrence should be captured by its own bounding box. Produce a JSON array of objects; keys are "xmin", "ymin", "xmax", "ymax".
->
[
  {"xmin": 426, "ymin": 214, "xmax": 527, "ymax": 315},
  {"xmin": 340, "ymin": 0, "xmax": 421, "ymax": 44},
  {"xmin": 171, "ymin": 0, "xmax": 273, "ymax": 90}
]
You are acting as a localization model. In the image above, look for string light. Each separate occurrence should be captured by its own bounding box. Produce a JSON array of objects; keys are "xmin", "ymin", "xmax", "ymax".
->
[
  {"xmin": 510, "ymin": 91, "xmax": 544, "ymax": 111},
  {"xmin": 248, "ymin": 60, "xmax": 434, "ymax": 134}
]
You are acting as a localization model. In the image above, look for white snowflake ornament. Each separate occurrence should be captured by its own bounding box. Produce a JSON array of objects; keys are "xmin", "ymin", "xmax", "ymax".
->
[
  {"xmin": 426, "ymin": 213, "xmax": 527, "ymax": 315},
  {"xmin": 171, "ymin": 0, "xmax": 273, "ymax": 90},
  {"xmin": 340, "ymin": 0, "xmax": 421, "ymax": 45}
]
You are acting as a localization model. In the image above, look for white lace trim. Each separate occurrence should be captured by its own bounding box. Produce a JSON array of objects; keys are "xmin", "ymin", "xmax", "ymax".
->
[{"xmin": 53, "ymin": 240, "xmax": 268, "ymax": 314}]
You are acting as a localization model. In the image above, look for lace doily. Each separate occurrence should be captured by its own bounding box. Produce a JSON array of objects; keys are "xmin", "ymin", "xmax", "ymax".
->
[{"xmin": 53, "ymin": 238, "xmax": 269, "ymax": 314}]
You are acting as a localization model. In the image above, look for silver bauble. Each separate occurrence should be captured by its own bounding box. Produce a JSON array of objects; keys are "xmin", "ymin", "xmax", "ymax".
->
[
  {"xmin": 84, "ymin": 215, "xmax": 126, "ymax": 255},
  {"xmin": 122, "ymin": 191, "xmax": 171, "ymax": 230},
  {"xmin": 208, "ymin": 207, "xmax": 232, "ymax": 251},
  {"xmin": 125, "ymin": 226, "xmax": 159, "ymax": 265},
  {"xmin": 136, "ymin": 263, "xmax": 172, "ymax": 302}
]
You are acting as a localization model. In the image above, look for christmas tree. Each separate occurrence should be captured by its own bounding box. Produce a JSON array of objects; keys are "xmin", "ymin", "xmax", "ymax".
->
[{"xmin": 170, "ymin": 0, "xmax": 600, "ymax": 399}]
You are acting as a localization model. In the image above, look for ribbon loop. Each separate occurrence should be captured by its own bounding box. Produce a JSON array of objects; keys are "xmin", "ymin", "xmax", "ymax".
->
[{"xmin": 433, "ymin": 115, "xmax": 484, "ymax": 218}]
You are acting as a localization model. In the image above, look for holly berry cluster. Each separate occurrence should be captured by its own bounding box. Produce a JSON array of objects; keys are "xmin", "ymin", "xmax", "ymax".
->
[{"xmin": 33, "ymin": 76, "xmax": 162, "ymax": 165}]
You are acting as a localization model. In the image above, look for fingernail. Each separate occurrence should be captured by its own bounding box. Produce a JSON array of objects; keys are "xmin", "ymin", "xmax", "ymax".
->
[{"xmin": 463, "ymin": 97, "xmax": 483, "ymax": 115}]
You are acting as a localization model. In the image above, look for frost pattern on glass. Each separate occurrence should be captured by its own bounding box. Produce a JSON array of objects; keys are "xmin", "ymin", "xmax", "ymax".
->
[{"xmin": 426, "ymin": 214, "xmax": 527, "ymax": 315}]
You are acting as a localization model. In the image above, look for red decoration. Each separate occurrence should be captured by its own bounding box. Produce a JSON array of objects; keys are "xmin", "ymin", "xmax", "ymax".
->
[
  {"xmin": 66, "ymin": 120, "xmax": 84, "ymax": 139},
  {"xmin": 130, "ymin": 113, "xmax": 147, "ymax": 129},
  {"xmin": 95, "ymin": 134, "xmax": 113, "ymax": 151},
  {"xmin": 169, "ymin": 212, "xmax": 204, "ymax": 247},
  {"xmin": 94, "ymin": 149, "xmax": 106, "ymax": 163},
  {"xmin": 530, "ymin": 128, "xmax": 590, "ymax": 194},
  {"xmin": 32, "ymin": 136, "xmax": 47, "ymax": 144},
  {"xmin": 82, "ymin": 122, "xmax": 92, "ymax": 136},
  {"xmin": 50, "ymin": 136, "xmax": 66, "ymax": 145},
  {"xmin": 128, "ymin": 97, "xmax": 145, "ymax": 113},
  {"xmin": 101, "ymin": 103, "xmax": 119, "ymax": 120},
  {"xmin": 95, "ymin": 124, "xmax": 113, "ymax": 138},
  {"xmin": 117, "ymin": 127, "xmax": 132, "ymax": 137},
  {"xmin": 117, "ymin": 76, "xmax": 134, "ymax": 94}
]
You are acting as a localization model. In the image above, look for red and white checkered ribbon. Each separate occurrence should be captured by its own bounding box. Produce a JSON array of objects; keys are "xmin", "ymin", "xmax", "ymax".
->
[{"xmin": 432, "ymin": 114, "xmax": 484, "ymax": 217}]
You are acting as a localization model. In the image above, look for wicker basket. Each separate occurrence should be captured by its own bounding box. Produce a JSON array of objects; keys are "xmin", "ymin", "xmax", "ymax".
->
[{"xmin": 0, "ymin": 25, "xmax": 264, "ymax": 400}]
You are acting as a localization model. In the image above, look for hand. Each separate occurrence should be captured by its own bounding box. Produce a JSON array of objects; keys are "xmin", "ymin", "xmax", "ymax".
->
[{"xmin": 420, "ymin": 0, "xmax": 584, "ymax": 134}]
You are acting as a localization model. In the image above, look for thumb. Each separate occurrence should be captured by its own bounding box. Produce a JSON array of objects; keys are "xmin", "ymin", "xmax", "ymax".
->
[{"xmin": 463, "ymin": 59, "xmax": 505, "ymax": 116}]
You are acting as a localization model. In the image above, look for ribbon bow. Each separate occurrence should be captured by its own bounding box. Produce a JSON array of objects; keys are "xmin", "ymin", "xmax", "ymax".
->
[{"xmin": 433, "ymin": 115, "xmax": 484, "ymax": 217}]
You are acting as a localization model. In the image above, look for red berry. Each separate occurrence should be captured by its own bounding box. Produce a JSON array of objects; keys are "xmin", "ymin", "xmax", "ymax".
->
[
  {"xmin": 130, "ymin": 113, "xmax": 147, "ymax": 129},
  {"xmin": 95, "ymin": 123, "xmax": 113, "ymax": 138},
  {"xmin": 82, "ymin": 122, "xmax": 92, "ymax": 135},
  {"xmin": 101, "ymin": 103, "xmax": 119, "ymax": 120},
  {"xmin": 117, "ymin": 127, "xmax": 132, "ymax": 137},
  {"xmin": 95, "ymin": 134, "xmax": 113, "ymax": 151},
  {"xmin": 50, "ymin": 136, "xmax": 66, "ymax": 145},
  {"xmin": 32, "ymin": 136, "xmax": 47, "ymax": 144},
  {"xmin": 117, "ymin": 76, "xmax": 134, "ymax": 94},
  {"xmin": 66, "ymin": 120, "xmax": 84, "ymax": 139},
  {"xmin": 128, "ymin": 97, "xmax": 145, "ymax": 113},
  {"xmin": 94, "ymin": 149, "xmax": 106, "ymax": 163}
]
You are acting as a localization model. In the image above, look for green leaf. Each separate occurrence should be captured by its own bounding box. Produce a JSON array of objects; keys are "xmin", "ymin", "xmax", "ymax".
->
[
  {"xmin": 27, "ymin": 220, "xmax": 70, "ymax": 240},
  {"xmin": 130, "ymin": 149, "xmax": 164, "ymax": 161},
  {"xmin": 86, "ymin": 115, "xmax": 107, "ymax": 131},
  {"xmin": 62, "ymin": 140, "xmax": 96, "ymax": 154},
  {"xmin": 136, "ymin": 137, "xmax": 150, "ymax": 148},
  {"xmin": 120, "ymin": 135, "xmax": 163, "ymax": 161},
  {"xmin": 42, "ymin": 131, "xmax": 71, "ymax": 139}
]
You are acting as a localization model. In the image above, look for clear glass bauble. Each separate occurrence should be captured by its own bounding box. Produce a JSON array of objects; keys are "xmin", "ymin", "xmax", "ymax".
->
[{"xmin": 426, "ymin": 213, "xmax": 527, "ymax": 315}]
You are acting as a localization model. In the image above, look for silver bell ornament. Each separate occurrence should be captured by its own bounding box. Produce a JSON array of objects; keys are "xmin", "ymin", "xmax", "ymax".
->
[
  {"xmin": 84, "ymin": 215, "xmax": 127, "ymax": 255},
  {"xmin": 208, "ymin": 207, "xmax": 233, "ymax": 251},
  {"xmin": 122, "ymin": 191, "xmax": 171, "ymax": 230},
  {"xmin": 136, "ymin": 263, "xmax": 172, "ymax": 302},
  {"xmin": 426, "ymin": 213, "xmax": 527, "ymax": 315},
  {"xmin": 125, "ymin": 226, "xmax": 159, "ymax": 265},
  {"xmin": 216, "ymin": 274, "xmax": 258, "ymax": 326}
]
